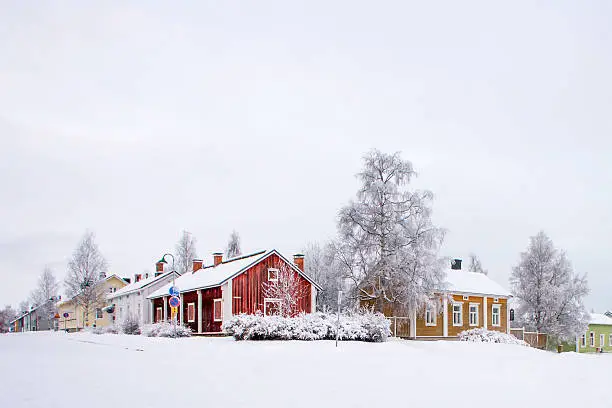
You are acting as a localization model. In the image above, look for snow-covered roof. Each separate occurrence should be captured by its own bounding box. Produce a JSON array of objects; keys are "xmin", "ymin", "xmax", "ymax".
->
[
  {"xmin": 589, "ymin": 313, "xmax": 612, "ymax": 326},
  {"xmin": 108, "ymin": 271, "xmax": 176, "ymax": 299},
  {"xmin": 148, "ymin": 249, "xmax": 321, "ymax": 299},
  {"xmin": 441, "ymin": 269, "xmax": 511, "ymax": 297}
]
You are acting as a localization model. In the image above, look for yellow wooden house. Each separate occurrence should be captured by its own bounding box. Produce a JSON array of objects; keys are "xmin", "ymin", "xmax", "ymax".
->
[{"xmin": 56, "ymin": 274, "xmax": 127, "ymax": 331}]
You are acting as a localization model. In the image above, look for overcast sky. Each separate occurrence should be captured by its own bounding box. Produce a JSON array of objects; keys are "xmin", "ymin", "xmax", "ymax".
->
[{"xmin": 1, "ymin": 1, "xmax": 610, "ymax": 312}]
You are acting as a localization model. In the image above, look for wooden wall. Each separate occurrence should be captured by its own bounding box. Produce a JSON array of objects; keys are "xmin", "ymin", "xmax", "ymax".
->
[{"xmin": 232, "ymin": 253, "xmax": 312, "ymax": 316}]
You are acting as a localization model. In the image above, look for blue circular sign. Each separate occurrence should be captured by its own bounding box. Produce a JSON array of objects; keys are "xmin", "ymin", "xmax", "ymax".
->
[
  {"xmin": 169, "ymin": 296, "xmax": 180, "ymax": 308},
  {"xmin": 63, "ymin": 312, "xmax": 69, "ymax": 318},
  {"xmin": 169, "ymin": 286, "xmax": 179, "ymax": 297}
]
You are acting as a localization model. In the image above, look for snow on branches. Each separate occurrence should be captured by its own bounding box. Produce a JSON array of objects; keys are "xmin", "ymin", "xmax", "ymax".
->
[
  {"xmin": 337, "ymin": 149, "xmax": 445, "ymax": 315},
  {"xmin": 509, "ymin": 231, "xmax": 589, "ymax": 341}
]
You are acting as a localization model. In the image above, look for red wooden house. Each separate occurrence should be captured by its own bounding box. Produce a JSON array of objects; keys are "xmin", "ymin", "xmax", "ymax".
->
[{"xmin": 147, "ymin": 249, "xmax": 321, "ymax": 334}]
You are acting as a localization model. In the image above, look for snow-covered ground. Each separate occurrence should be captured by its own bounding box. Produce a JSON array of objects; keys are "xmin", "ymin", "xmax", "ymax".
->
[{"xmin": 1, "ymin": 331, "xmax": 608, "ymax": 408}]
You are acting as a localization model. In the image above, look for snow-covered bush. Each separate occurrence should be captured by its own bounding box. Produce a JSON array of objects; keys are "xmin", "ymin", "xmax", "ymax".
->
[
  {"xmin": 120, "ymin": 314, "xmax": 141, "ymax": 335},
  {"xmin": 142, "ymin": 322, "xmax": 192, "ymax": 338},
  {"xmin": 91, "ymin": 325, "xmax": 118, "ymax": 335},
  {"xmin": 223, "ymin": 311, "xmax": 390, "ymax": 342},
  {"xmin": 459, "ymin": 328, "xmax": 528, "ymax": 346}
]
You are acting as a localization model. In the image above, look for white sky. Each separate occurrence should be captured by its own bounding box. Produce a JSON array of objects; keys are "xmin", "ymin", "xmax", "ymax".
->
[{"xmin": 1, "ymin": 1, "xmax": 611, "ymax": 311}]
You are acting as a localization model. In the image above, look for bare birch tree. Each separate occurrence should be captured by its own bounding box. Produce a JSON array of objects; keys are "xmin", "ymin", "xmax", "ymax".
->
[
  {"xmin": 29, "ymin": 267, "xmax": 59, "ymax": 329},
  {"xmin": 468, "ymin": 253, "xmax": 488, "ymax": 275},
  {"xmin": 337, "ymin": 149, "xmax": 446, "ymax": 316},
  {"xmin": 226, "ymin": 230, "xmax": 242, "ymax": 259},
  {"xmin": 510, "ymin": 231, "xmax": 589, "ymax": 341},
  {"xmin": 262, "ymin": 263, "xmax": 310, "ymax": 317},
  {"xmin": 65, "ymin": 231, "xmax": 108, "ymax": 328},
  {"xmin": 175, "ymin": 230, "xmax": 198, "ymax": 275}
]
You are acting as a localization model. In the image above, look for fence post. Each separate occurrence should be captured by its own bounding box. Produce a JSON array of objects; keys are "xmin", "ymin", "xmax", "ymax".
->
[{"xmin": 394, "ymin": 317, "xmax": 397, "ymax": 337}]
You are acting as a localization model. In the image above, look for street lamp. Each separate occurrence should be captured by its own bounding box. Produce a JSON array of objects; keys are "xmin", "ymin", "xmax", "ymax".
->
[{"xmin": 158, "ymin": 253, "xmax": 177, "ymax": 334}]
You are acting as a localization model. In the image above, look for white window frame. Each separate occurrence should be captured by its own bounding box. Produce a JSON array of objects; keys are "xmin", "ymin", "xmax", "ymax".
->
[
  {"xmin": 469, "ymin": 303, "xmax": 479, "ymax": 326},
  {"xmin": 187, "ymin": 303, "xmax": 195, "ymax": 323},
  {"xmin": 581, "ymin": 334, "xmax": 586, "ymax": 348},
  {"xmin": 590, "ymin": 331, "xmax": 594, "ymax": 347},
  {"xmin": 452, "ymin": 303, "xmax": 463, "ymax": 326},
  {"xmin": 213, "ymin": 299, "xmax": 223, "ymax": 322},
  {"xmin": 95, "ymin": 308, "xmax": 103, "ymax": 319},
  {"xmin": 425, "ymin": 303, "xmax": 437, "ymax": 326},
  {"xmin": 155, "ymin": 307, "xmax": 162, "ymax": 322},
  {"xmin": 600, "ymin": 334, "xmax": 605, "ymax": 348},
  {"xmin": 264, "ymin": 298, "xmax": 281, "ymax": 316},
  {"xmin": 609, "ymin": 334, "xmax": 612, "ymax": 347},
  {"xmin": 491, "ymin": 304, "xmax": 501, "ymax": 327},
  {"xmin": 267, "ymin": 268, "xmax": 279, "ymax": 282}
]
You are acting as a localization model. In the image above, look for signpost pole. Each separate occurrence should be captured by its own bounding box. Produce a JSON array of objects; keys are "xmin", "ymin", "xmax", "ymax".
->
[{"xmin": 336, "ymin": 290, "xmax": 342, "ymax": 348}]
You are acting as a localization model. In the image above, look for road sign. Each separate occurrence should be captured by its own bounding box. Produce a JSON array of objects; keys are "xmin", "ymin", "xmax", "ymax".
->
[
  {"xmin": 63, "ymin": 312, "xmax": 69, "ymax": 318},
  {"xmin": 169, "ymin": 286, "xmax": 179, "ymax": 297},
  {"xmin": 169, "ymin": 296, "xmax": 180, "ymax": 308}
]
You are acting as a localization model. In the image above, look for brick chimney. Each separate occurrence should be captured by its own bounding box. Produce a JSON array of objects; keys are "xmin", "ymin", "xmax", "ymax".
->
[
  {"xmin": 134, "ymin": 273, "xmax": 142, "ymax": 282},
  {"xmin": 293, "ymin": 254, "xmax": 304, "ymax": 271},
  {"xmin": 155, "ymin": 261, "xmax": 164, "ymax": 276},
  {"xmin": 193, "ymin": 259, "xmax": 203, "ymax": 272},
  {"xmin": 213, "ymin": 252, "xmax": 223, "ymax": 266}
]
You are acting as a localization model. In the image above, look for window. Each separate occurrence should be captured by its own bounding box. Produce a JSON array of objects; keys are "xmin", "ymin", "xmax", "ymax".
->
[
  {"xmin": 590, "ymin": 332, "xmax": 594, "ymax": 347},
  {"xmin": 264, "ymin": 298, "xmax": 281, "ymax": 316},
  {"xmin": 268, "ymin": 268, "xmax": 279, "ymax": 282},
  {"xmin": 156, "ymin": 307, "xmax": 162, "ymax": 322},
  {"xmin": 581, "ymin": 334, "xmax": 586, "ymax": 347},
  {"xmin": 462, "ymin": 296, "xmax": 469, "ymax": 301},
  {"xmin": 213, "ymin": 299, "xmax": 223, "ymax": 321},
  {"xmin": 609, "ymin": 334, "xmax": 612, "ymax": 347},
  {"xmin": 600, "ymin": 334, "xmax": 605, "ymax": 348},
  {"xmin": 469, "ymin": 304, "xmax": 479, "ymax": 326},
  {"xmin": 96, "ymin": 308, "xmax": 103, "ymax": 319},
  {"xmin": 425, "ymin": 303, "xmax": 436, "ymax": 326},
  {"xmin": 452, "ymin": 303, "xmax": 463, "ymax": 326},
  {"xmin": 187, "ymin": 303, "xmax": 195, "ymax": 322},
  {"xmin": 491, "ymin": 304, "xmax": 501, "ymax": 327}
]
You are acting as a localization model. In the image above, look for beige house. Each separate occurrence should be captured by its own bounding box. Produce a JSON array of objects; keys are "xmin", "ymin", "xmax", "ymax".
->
[{"xmin": 56, "ymin": 274, "xmax": 127, "ymax": 331}]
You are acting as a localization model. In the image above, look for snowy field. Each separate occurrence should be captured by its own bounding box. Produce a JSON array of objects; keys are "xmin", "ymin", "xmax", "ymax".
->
[{"xmin": 1, "ymin": 332, "xmax": 609, "ymax": 408}]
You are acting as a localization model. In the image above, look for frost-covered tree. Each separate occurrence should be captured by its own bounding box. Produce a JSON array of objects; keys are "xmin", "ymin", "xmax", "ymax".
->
[
  {"xmin": 29, "ymin": 267, "xmax": 59, "ymax": 329},
  {"xmin": 262, "ymin": 263, "xmax": 310, "ymax": 317},
  {"xmin": 18, "ymin": 300, "xmax": 29, "ymax": 315},
  {"xmin": 174, "ymin": 230, "xmax": 198, "ymax": 275},
  {"xmin": 303, "ymin": 241, "xmax": 346, "ymax": 311},
  {"xmin": 468, "ymin": 253, "xmax": 488, "ymax": 275},
  {"xmin": 0, "ymin": 305, "xmax": 16, "ymax": 332},
  {"xmin": 509, "ymin": 231, "xmax": 589, "ymax": 341},
  {"xmin": 337, "ymin": 150, "xmax": 446, "ymax": 316},
  {"xmin": 225, "ymin": 230, "xmax": 242, "ymax": 259},
  {"xmin": 65, "ymin": 231, "xmax": 108, "ymax": 327}
]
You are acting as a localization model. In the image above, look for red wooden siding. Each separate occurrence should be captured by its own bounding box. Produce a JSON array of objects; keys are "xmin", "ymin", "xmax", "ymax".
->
[
  {"xmin": 181, "ymin": 291, "xmax": 198, "ymax": 333},
  {"xmin": 232, "ymin": 253, "xmax": 312, "ymax": 316},
  {"xmin": 201, "ymin": 287, "xmax": 222, "ymax": 332}
]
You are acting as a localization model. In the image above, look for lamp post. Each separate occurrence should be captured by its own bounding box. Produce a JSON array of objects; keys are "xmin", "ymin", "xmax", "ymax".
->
[{"xmin": 158, "ymin": 253, "xmax": 176, "ymax": 334}]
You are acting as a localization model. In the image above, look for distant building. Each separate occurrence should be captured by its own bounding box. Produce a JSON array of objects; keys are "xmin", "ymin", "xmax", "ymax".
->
[
  {"xmin": 56, "ymin": 274, "xmax": 127, "ymax": 332},
  {"xmin": 9, "ymin": 299, "xmax": 58, "ymax": 332},
  {"xmin": 107, "ymin": 261, "xmax": 179, "ymax": 327},
  {"xmin": 576, "ymin": 313, "xmax": 612, "ymax": 353}
]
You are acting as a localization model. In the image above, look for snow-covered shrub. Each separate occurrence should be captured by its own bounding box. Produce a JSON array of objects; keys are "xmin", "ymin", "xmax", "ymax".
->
[
  {"xmin": 459, "ymin": 328, "xmax": 528, "ymax": 346},
  {"xmin": 120, "ymin": 314, "xmax": 141, "ymax": 335},
  {"xmin": 223, "ymin": 311, "xmax": 390, "ymax": 342},
  {"xmin": 142, "ymin": 322, "xmax": 192, "ymax": 338},
  {"xmin": 91, "ymin": 325, "xmax": 119, "ymax": 335}
]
